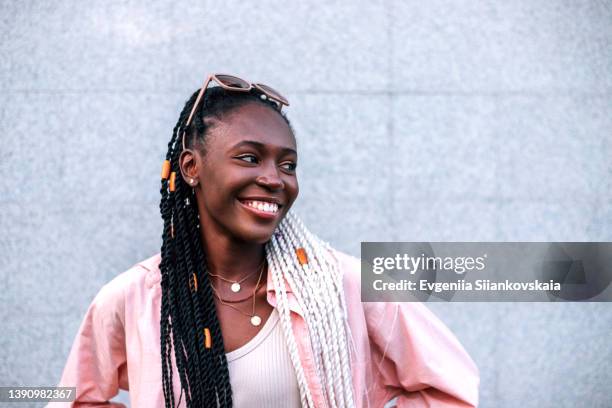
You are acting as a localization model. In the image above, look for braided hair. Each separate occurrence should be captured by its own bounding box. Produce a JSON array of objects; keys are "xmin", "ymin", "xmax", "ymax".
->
[{"xmin": 159, "ymin": 86, "xmax": 356, "ymax": 407}]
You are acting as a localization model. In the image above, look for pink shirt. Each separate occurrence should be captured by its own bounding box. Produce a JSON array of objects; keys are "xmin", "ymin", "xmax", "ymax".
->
[{"xmin": 49, "ymin": 249, "xmax": 479, "ymax": 407}]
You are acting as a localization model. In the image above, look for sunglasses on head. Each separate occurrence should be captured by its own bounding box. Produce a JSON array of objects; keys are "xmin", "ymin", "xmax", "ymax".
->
[{"xmin": 182, "ymin": 74, "xmax": 290, "ymax": 150}]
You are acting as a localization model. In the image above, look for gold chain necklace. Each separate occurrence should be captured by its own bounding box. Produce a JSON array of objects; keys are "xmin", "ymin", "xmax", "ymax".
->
[
  {"xmin": 207, "ymin": 259, "xmax": 265, "ymax": 293},
  {"xmin": 211, "ymin": 261, "xmax": 266, "ymax": 326}
]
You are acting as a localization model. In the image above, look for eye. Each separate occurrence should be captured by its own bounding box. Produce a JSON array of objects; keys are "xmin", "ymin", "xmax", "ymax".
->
[
  {"xmin": 236, "ymin": 154, "xmax": 258, "ymax": 164},
  {"xmin": 281, "ymin": 161, "xmax": 297, "ymax": 172}
]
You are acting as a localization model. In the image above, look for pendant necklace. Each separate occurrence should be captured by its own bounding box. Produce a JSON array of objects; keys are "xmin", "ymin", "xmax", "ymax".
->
[
  {"xmin": 211, "ymin": 260, "xmax": 266, "ymax": 326},
  {"xmin": 208, "ymin": 259, "xmax": 266, "ymax": 293}
]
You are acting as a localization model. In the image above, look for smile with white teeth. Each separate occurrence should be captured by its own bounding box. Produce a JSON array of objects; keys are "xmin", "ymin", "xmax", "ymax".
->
[{"xmin": 243, "ymin": 200, "xmax": 279, "ymax": 214}]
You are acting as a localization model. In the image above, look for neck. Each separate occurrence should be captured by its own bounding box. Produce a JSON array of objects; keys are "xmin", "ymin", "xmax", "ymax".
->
[{"xmin": 198, "ymin": 223, "xmax": 266, "ymax": 282}]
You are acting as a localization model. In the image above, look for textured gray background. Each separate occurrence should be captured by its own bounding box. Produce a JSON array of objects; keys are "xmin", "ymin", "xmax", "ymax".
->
[{"xmin": 1, "ymin": 1, "xmax": 611, "ymax": 407}]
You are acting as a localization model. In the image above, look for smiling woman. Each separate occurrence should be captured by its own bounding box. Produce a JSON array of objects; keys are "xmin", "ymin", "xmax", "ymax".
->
[
  {"xmin": 181, "ymin": 101, "xmax": 299, "ymax": 245},
  {"xmin": 50, "ymin": 74, "xmax": 480, "ymax": 408}
]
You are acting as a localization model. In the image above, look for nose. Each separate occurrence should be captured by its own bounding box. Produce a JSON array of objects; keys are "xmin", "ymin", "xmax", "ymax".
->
[{"xmin": 255, "ymin": 164, "xmax": 284, "ymax": 190}]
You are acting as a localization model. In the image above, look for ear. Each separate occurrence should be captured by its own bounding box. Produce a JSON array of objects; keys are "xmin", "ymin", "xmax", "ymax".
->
[{"xmin": 179, "ymin": 149, "xmax": 201, "ymax": 187}]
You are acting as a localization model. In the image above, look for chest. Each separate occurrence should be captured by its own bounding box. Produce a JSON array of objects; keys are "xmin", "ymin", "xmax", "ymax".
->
[{"xmin": 214, "ymin": 291, "xmax": 274, "ymax": 353}]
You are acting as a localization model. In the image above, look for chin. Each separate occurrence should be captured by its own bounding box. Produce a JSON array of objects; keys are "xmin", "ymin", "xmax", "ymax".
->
[
  {"xmin": 237, "ymin": 226, "xmax": 277, "ymax": 244},
  {"xmin": 235, "ymin": 210, "xmax": 288, "ymax": 244},
  {"xmin": 241, "ymin": 234, "xmax": 274, "ymax": 245}
]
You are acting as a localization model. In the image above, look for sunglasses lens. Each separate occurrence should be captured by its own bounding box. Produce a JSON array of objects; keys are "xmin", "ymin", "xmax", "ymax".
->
[
  {"xmin": 255, "ymin": 83, "xmax": 289, "ymax": 106},
  {"xmin": 215, "ymin": 74, "xmax": 250, "ymax": 90}
]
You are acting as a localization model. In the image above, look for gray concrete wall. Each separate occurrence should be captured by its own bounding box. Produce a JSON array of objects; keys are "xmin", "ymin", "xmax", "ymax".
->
[{"xmin": 1, "ymin": 1, "xmax": 610, "ymax": 407}]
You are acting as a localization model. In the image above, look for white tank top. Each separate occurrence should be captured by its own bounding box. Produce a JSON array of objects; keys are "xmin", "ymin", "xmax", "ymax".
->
[{"xmin": 225, "ymin": 308, "xmax": 301, "ymax": 407}]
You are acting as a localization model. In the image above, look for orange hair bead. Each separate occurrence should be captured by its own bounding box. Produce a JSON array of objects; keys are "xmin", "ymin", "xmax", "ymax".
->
[
  {"xmin": 190, "ymin": 273, "xmax": 198, "ymax": 292},
  {"xmin": 169, "ymin": 172, "xmax": 176, "ymax": 192},
  {"xmin": 204, "ymin": 328, "xmax": 212, "ymax": 349},
  {"xmin": 296, "ymin": 247, "xmax": 308, "ymax": 265},
  {"xmin": 161, "ymin": 160, "xmax": 171, "ymax": 180}
]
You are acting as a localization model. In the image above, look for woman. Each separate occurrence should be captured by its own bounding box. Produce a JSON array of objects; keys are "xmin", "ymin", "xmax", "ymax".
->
[{"xmin": 51, "ymin": 74, "xmax": 479, "ymax": 407}]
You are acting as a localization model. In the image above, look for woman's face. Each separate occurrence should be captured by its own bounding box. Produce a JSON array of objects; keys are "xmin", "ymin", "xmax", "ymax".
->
[{"xmin": 181, "ymin": 102, "xmax": 299, "ymax": 244}]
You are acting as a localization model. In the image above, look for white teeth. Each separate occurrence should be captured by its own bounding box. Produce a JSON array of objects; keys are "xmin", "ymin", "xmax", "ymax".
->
[{"xmin": 245, "ymin": 200, "xmax": 278, "ymax": 214}]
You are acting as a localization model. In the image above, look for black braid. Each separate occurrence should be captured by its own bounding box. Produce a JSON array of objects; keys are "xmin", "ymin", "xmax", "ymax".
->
[{"xmin": 159, "ymin": 85, "xmax": 292, "ymax": 408}]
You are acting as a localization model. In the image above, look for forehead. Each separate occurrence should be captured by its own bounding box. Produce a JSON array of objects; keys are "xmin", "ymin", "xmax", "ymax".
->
[{"xmin": 206, "ymin": 103, "xmax": 296, "ymax": 152}]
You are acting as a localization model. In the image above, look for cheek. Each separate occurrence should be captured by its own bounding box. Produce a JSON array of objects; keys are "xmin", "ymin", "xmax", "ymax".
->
[
  {"xmin": 200, "ymin": 174, "xmax": 245, "ymax": 211},
  {"xmin": 292, "ymin": 180, "xmax": 299, "ymax": 199},
  {"xmin": 200, "ymin": 179, "xmax": 228, "ymax": 208},
  {"xmin": 286, "ymin": 178, "xmax": 299, "ymax": 204}
]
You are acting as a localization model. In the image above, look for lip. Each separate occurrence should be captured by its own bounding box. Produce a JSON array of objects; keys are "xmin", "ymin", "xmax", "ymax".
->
[{"xmin": 237, "ymin": 198, "xmax": 282, "ymax": 220}]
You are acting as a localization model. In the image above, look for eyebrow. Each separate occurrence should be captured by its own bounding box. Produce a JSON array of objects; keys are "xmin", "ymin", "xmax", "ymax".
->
[{"xmin": 231, "ymin": 140, "xmax": 297, "ymax": 156}]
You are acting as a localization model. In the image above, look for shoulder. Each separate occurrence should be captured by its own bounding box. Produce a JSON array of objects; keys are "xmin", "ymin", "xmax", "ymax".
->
[
  {"xmin": 326, "ymin": 247, "xmax": 364, "ymax": 309},
  {"xmin": 102, "ymin": 253, "xmax": 161, "ymax": 295},
  {"xmin": 329, "ymin": 247, "xmax": 361, "ymax": 273},
  {"xmin": 90, "ymin": 253, "xmax": 162, "ymax": 323},
  {"xmin": 326, "ymin": 247, "xmax": 410, "ymax": 320},
  {"xmin": 327, "ymin": 247, "xmax": 361, "ymax": 287},
  {"xmin": 135, "ymin": 252, "xmax": 163, "ymax": 288}
]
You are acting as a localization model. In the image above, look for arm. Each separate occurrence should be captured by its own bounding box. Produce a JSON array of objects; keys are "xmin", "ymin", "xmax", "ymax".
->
[
  {"xmin": 48, "ymin": 279, "xmax": 129, "ymax": 407},
  {"xmin": 365, "ymin": 301, "xmax": 480, "ymax": 407}
]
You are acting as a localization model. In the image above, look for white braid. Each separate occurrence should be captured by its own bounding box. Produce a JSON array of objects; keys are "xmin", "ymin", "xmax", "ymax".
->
[
  {"xmin": 272, "ymin": 227, "xmax": 339, "ymax": 408},
  {"xmin": 266, "ymin": 245, "xmax": 315, "ymax": 408},
  {"xmin": 290, "ymin": 214, "xmax": 356, "ymax": 406},
  {"xmin": 279, "ymin": 216, "xmax": 344, "ymax": 407},
  {"xmin": 288, "ymin": 214, "xmax": 355, "ymax": 407},
  {"xmin": 323, "ymin": 238, "xmax": 360, "ymax": 398},
  {"xmin": 265, "ymin": 210, "xmax": 356, "ymax": 408},
  {"xmin": 269, "ymin": 236, "xmax": 327, "ymax": 387}
]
